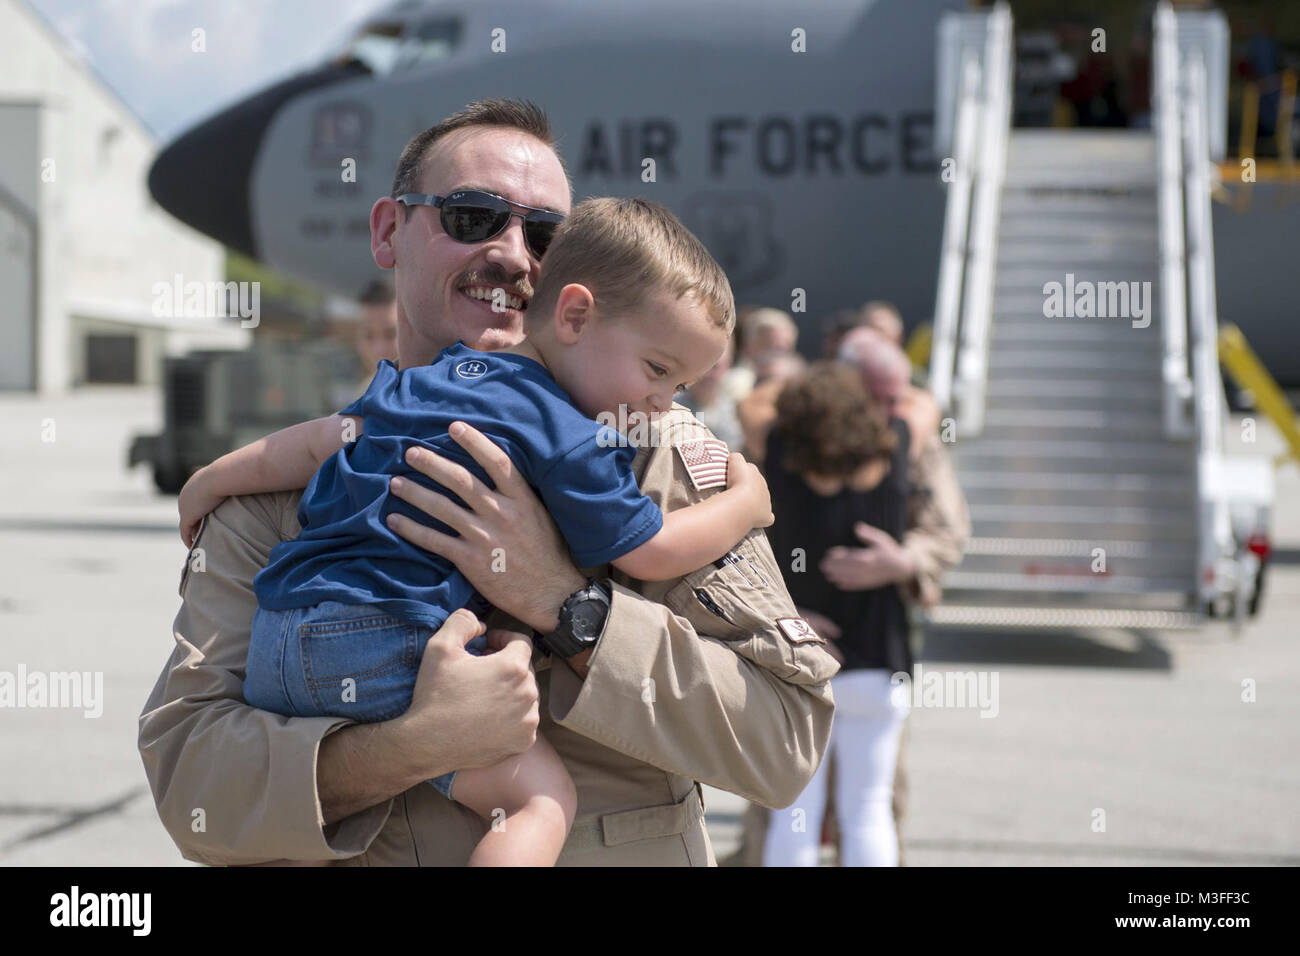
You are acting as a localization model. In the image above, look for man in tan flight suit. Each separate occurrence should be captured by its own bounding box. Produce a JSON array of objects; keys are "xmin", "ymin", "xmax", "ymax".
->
[{"xmin": 138, "ymin": 99, "xmax": 838, "ymax": 866}]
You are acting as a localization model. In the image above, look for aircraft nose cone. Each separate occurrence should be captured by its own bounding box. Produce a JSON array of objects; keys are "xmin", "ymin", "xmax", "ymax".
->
[
  {"xmin": 149, "ymin": 117, "xmax": 257, "ymax": 257},
  {"xmin": 148, "ymin": 60, "xmax": 367, "ymax": 259}
]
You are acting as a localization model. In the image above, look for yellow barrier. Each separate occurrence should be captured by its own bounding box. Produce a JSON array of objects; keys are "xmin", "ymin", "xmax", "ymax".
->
[
  {"xmin": 905, "ymin": 322, "xmax": 933, "ymax": 368},
  {"xmin": 1219, "ymin": 323, "xmax": 1300, "ymax": 466},
  {"xmin": 1218, "ymin": 70, "xmax": 1300, "ymax": 191}
]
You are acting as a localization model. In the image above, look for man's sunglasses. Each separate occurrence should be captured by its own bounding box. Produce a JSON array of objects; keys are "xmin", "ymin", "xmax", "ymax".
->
[{"xmin": 396, "ymin": 190, "xmax": 565, "ymax": 260}]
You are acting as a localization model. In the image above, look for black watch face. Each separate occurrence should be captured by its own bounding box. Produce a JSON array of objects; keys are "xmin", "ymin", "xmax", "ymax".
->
[{"xmin": 572, "ymin": 599, "xmax": 606, "ymax": 638}]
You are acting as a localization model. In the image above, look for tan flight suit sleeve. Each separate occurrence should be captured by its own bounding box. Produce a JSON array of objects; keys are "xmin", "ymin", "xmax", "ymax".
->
[
  {"xmin": 545, "ymin": 409, "xmax": 840, "ymax": 810},
  {"xmin": 137, "ymin": 491, "xmax": 391, "ymax": 865},
  {"xmin": 901, "ymin": 436, "xmax": 970, "ymax": 607}
]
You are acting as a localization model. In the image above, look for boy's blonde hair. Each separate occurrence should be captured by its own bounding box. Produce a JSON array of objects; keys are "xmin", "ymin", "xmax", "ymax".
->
[{"xmin": 530, "ymin": 197, "xmax": 735, "ymax": 334}]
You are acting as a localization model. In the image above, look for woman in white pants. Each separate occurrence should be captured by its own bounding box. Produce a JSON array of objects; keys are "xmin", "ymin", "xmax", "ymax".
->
[
  {"xmin": 761, "ymin": 363, "xmax": 915, "ymax": 867},
  {"xmin": 764, "ymin": 670, "xmax": 910, "ymax": 866}
]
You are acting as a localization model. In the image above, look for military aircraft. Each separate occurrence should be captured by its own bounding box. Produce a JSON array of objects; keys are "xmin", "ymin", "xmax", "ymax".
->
[
  {"xmin": 148, "ymin": 0, "xmax": 958, "ymax": 348},
  {"xmin": 148, "ymin": 0, "xmax": 1299, "ymax": 385}
]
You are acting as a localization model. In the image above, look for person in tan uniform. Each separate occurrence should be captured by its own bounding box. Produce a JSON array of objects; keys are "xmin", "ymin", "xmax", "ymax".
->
[{"xmin": 138, "ymin": 98, "xmax": 838, "ymax": 866}]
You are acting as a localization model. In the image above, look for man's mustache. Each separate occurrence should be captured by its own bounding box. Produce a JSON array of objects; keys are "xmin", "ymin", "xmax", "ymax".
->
[{"xmin": 456, "ymin": 267, "xmax": 533, "ymax": 303}]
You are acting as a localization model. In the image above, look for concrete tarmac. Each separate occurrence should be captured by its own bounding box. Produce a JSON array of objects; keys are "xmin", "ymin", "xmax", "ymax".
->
[{"xmin": 1, "ymin": 387, "xmax": 1296, "ymax": 865}]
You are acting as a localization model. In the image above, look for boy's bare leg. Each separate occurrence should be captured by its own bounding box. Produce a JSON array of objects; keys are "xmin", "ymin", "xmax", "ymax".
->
[{"xmin": 450, "ymin": 733, "xmax": 576, "ymax": 866}]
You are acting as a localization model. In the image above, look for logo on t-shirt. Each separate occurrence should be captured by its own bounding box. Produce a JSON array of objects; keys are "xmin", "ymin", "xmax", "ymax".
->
[{"xmin": 456, "ymin": 360, "xmax": 488, "ymax": 379}]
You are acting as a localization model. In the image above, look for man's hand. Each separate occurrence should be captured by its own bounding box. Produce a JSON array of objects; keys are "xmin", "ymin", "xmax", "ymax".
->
[
  {"xmin": 820, "ymin": 522, "xmax": 917, "ymax": 592},
  {"xmin": 385, "ymin": 421, "xmax": 584, "ymax": 633},
  {"xmin": 397, "ymin": 610, "xmax": 539, "ymax": 770},
  {"xmin": 318, "ymin": 609, "xmax": 539, "ymax": 824},
  {"xmin": 177, "ymin": 467, "xmax": 223, "ymax": 548},
  {"xmin": 797, "ymin": 607, "xmax": 843, "ymax": 665},
  {"xmin": 725, "ymin": 452, "xmax": 774, "ymax": 528}
]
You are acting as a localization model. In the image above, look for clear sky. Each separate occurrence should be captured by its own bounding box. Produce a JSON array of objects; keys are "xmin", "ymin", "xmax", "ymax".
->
[{"xmin": 26, "ymin": 0, "xmax": 390, "ymax": 140}]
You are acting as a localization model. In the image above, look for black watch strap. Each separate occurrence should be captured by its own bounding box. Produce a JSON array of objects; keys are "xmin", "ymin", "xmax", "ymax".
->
[{"xmin": 539, "ymin": 578, "xmax": 612, "ymax": 658}]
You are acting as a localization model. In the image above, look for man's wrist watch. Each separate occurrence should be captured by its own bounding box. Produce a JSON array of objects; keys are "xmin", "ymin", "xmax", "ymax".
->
[{"xmin": 538, "ymin": 578, "xmax": 612, "ymax": 659}]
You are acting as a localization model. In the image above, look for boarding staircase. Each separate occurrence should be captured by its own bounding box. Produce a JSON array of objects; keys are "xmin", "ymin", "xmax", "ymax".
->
[
  {"xmin": 942, "ymin": 131, "xmax": 1200, "ymax": 627},
  {"xmin": 927, "ymin": 3, "xmax": 1249, "ymax": 629}
]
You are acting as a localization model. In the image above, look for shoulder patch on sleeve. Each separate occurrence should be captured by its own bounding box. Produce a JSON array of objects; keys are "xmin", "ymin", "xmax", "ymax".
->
[
  {"xmin": 776, "ymin": 617, "xmax": 825, "ymax": 644},
  {"xmin": 674, "ymin": 438, "xmax": 730, "ymax": 492}
]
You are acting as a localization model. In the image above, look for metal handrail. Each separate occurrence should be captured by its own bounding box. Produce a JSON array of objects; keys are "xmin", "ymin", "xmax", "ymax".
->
[
  {"xmin": 1184, "ymin": 51, "xmax": 1223, "ymax": 460},
  {"xmin": 1153, "ymin": 1, "xmax": 1192, "ymax": 438},
  {"xmin": 929, "ymin": 52, "xmax": 981, "ymax": 412},
  {"xmin": 1182, "ymin": 48, "xmax": 1230, "ymax": 604},
  {"xmin": 952, "ymin": 1, "xmax": 1012, "ymax": 437}
]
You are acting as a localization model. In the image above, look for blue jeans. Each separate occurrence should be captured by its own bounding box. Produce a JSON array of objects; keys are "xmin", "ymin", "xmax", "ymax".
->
[{"xmin": 244, "ymin": 599, "xmax": 487, "ymax": 798}]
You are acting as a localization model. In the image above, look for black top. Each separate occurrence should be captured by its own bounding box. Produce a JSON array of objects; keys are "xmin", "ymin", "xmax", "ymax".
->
[{"xmin": 765, "ymin": 420, "xmax": 913, "ymax": 676}]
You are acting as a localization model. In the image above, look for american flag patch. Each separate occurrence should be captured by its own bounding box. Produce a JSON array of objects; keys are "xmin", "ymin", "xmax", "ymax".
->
[{"xmin": 675, "ymin": 438, "xmax": 730, "ymax": 491}]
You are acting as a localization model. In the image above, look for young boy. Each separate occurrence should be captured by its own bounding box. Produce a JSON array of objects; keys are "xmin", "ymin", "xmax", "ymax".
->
[{"xmin": 176, "ymin": 197, "xmax": 770, "ymax": 866}]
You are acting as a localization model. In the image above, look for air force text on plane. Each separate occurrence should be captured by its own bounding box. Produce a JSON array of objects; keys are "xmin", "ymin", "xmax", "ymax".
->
[{"xmin": 578, "ymin": 113, "xmax": 936, "ymax": 179}]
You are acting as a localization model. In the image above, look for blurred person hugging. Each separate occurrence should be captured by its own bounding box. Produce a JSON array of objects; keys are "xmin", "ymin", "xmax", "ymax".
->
[{"xmin": 761, "ymin": 362, "xmax": 912, "ymax": 867}]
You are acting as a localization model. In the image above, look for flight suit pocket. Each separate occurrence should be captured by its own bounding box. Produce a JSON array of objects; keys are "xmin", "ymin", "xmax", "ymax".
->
[
  {"xmin": 663, "ymin": 532, "xmax": 840, "ymax": 686},
  {"xmin": 665, "ymin": 560, "xmax": 762, "ymax": 643}
]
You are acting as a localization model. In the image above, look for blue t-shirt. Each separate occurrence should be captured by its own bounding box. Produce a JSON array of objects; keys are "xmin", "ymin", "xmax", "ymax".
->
[{"xmin": 253, "ymin": 343, "xmax": 664, "ymax": 628}]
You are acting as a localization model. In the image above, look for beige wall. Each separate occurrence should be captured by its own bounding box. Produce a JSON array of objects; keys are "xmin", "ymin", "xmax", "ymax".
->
[{"xmin": 0, "ymin": 0, "xmax": 241, "ymax": 392}]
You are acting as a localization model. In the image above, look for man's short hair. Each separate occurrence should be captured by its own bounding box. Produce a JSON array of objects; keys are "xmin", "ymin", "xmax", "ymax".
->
[
  {"xmin": 357, "ymin": 277, "xmax": 395, "ymax": 306},
  {"xmin": 820, "ymin": 307, "xmax": 868, "ymax": 357},
  {"xmin": 736, "ymin": 306, "xmax": 797, "ymax": 354},
  {"xmin": 753, "ymin": 349, "xmax": 807, "ymax": 386},
  {"xmin": 530, "ymin": 197, "xmax": 735, "ymax": 334},
  {"xmin": 860, "ymin": 300, "xmax": 904, "ymax": 344},
  {"xmin": 389, "ymin": 98, "xmax": 569, "ymax": 203}
]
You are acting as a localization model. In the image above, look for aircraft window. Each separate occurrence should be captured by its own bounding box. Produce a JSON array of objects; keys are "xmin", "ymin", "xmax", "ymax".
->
[
  {"xmin": 335, "ymin": 21, "xmax": 404, "ymax": 75},
  {"xmin": 393, "ymin": 19, "xmax": 462, "ymax": 71}
]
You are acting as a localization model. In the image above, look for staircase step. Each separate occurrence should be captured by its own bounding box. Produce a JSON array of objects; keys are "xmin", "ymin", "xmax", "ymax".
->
[
  {"xmin": 962, "ymin": 536, "xmax": 1195, "ymax": 559},
  {"xmin": 976, "ymin": 365, "xmax": 1160, "ymax": 382},
  {"xmin": 978, "ymin": 409, "xmax": 1168, "ymax": 438},
  {"xmin": 998, "ymin": 221, "xmax": 1159, "ymax": 242},
  {"xmin": 928, "ymin": 604, "xmax": 1202, "ymax": 629},
  {"xmin": 943, "ymin": 570, "xmax": 1191, "ymax": 595},
  {"xmin": 969, "ymin": 519, "xmax": 1196, "ymax": 542},
  {"xmin": 987, "ymin": 349, "xmax": 1161, "ymax": 372},
  {"xmin": 958, "ymin": 472, "xmax": 1193, "ymax": 494},
  {"xmin": 982, "ymin": 408, "xmax": 1163, "ymax": 428},
  {"xmin": 976, "ymin": 425, "xmax": 1168, "ymax": 443},
  {"xmin": 953, "ymin": 443, "xmax": 1194, "ymax": 475},
  {"xmin": 969, "ymin": 501, "xmax": 1191, "ymax": 526},
  {"xmin": 956, "ymin": 460, "xmax": 1194, "ymax": 480},
  {"xmin": 996, "ymin": 270, "xmax": 1160, "ymax": 286},
  {"xmin": 991, "ymin": 292, "xmax": 1163, "ymax": 312},
  {"xmin": 954, "ymin": 451, "xmax": 1194, "ymax": 479},
  {"xmin": 990, "ymin": 322, "xmax": 1163, "ymax": 344},
  {"xmin": 958, "ymin": 551, "xmax": 1195, "ymax": 580},
  {"xmin": 985, "ymin": 378, "xmax": 1162, "ymax": 400},
  {"xmin": 1005, "ymin": 130, "xmax": 1156, "ymax": 172},
  {"xmin": 988, "ymin": 326, "xmax": 1163, "ymax": 345},
  {"xmin": 999, "ymin": 196, "xmax": 1157, "ymax": 216},
  {"xmin": 997, "ymin": 253, "xmax": 1159, "ymax": 271},
  {"xmin": 1000, "ymin": 168, "xmax": 1158, "ymax": 188},
  {"xmin": 997, "ymin": 237, "xmax": 1157, "ymax": 255}
]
